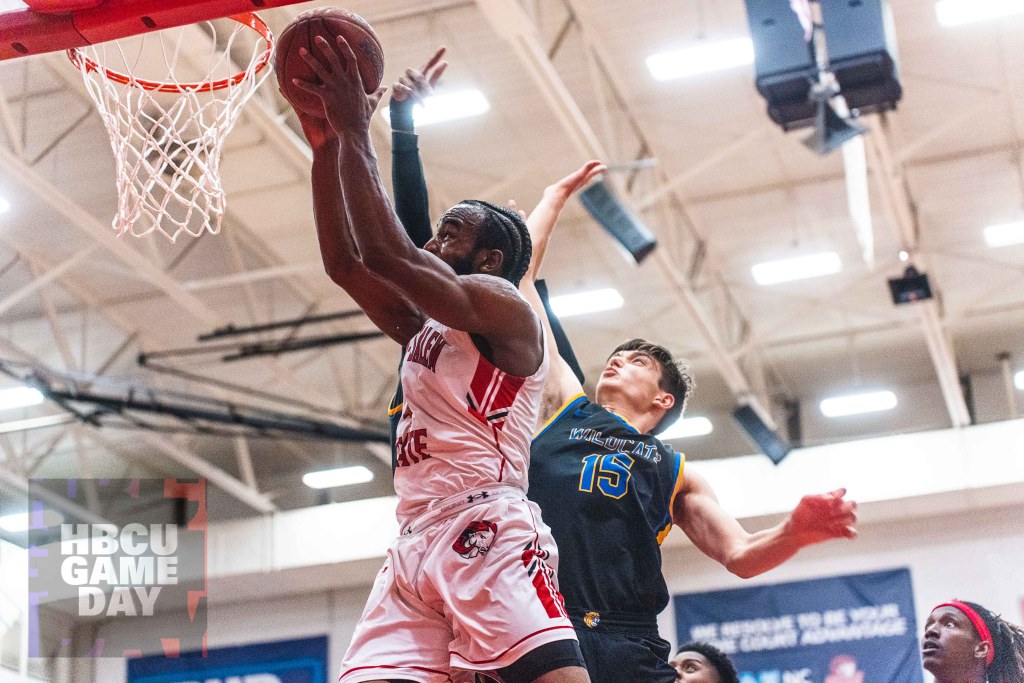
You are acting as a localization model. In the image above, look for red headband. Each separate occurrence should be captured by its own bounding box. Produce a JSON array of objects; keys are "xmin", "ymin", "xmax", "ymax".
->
[{"xmin": 935, "ymin": 601, "xmax": 995, "ymax": 666}]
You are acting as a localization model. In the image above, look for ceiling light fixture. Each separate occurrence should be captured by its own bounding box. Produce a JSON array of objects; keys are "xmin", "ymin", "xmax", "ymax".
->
[
  {"xmin": 302, "ymin": 465, "xmax": 374, "ymax": 490},
  {"xmin": 820, "ymin": 390, "xmax": 897, "ymax": 417},
  {"xmin": 752, "ymin": 252, "xmax": 842, "ymax": 285},
  {"xmin": 646, "ymin": 38, "xmax": 755, "ymax": 81},
  {"xmin": 1015, "ymin": 370, "xmax": 1024, "ymax": 391},
  {"xmin": 983, "ymin": 221, "xmax": 1024, "ymax": 247},
  {"xmin": 548, "ymin": 288, "xmax": 625, "ymax": 318},
  {"xmin": 381, "ymin": 89, "xmax": 490, "ymax": 127},
  {"xmin": 0, "ymin": 197, "xmax": 9, "ymax": 214},
  {"xmin": 0, "ymin": 387, "xmax": 44, "ymax": 411},
  {"xmin": 658, "ymin": 416, "xmax": 713, "ymax": 440},
  {"xmin": 936, "ymin": 0, "xmax": 1024, "ymax": 27}
]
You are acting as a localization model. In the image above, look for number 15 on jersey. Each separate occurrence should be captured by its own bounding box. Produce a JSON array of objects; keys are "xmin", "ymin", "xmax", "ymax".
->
[{"xmin": 579, "ymin": 453, "xmax": 634, "ymax": 499}]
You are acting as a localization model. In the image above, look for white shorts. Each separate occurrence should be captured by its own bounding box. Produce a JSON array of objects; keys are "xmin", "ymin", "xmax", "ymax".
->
[{"xmin": 338, "ymin": 485, "xmax": 577, "ymax": 683}]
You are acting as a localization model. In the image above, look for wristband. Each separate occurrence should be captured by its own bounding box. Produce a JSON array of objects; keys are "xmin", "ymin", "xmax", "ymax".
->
[{"xmin": 389, "ymin": 97, "xmax": 415, "ymax": 133}]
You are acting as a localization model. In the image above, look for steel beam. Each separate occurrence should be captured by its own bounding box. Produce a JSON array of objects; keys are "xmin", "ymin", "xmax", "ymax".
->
[
  {"xmin": 0, "ymin": 79, "xmax": 24, "ymax": 158},
  {"xmin": 0, "ymin": 148, "xmax": 222, "ymax": 326},
  {"xmin": 138, "ymin": 432, "xmax": 276, "ymax": 514},
  {"xmin": 26, "ymin": 260, "xmax": 78, "ymax": 371},
  {"xmin": 0, "ymin": 414, "xmax": 77, "ymax": 435},
  {"xmin": 864, "ymin": 114, "xmax": 971, "ymax": 427},
  {"xmin": 183, "ymin": 261, "xmax": 323, "ymax": 291},
  {"xmin": 0, "ymin": 246, "xmax": 96, "ymax": 318},
  {"xmin": 233, "ymin": 436, "xmax": 258, "ymax": 489},
  {"xmin": 637, "ymin": 128, "xmax": 771, "ymax": 210},
  {"xmin": 0, "ymin": 466, "xmax": 111, "ymax": 525}
]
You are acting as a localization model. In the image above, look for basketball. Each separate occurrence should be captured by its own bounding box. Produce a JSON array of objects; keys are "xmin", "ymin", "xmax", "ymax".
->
[{"xmin": 274, "ymin": 7, "xmax": 385, "ymax": 117}]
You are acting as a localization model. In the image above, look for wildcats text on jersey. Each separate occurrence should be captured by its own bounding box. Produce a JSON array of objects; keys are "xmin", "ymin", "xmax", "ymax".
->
[{"xmin": 568, "ymin": 427, "xmax": 661, "ymax": 463}]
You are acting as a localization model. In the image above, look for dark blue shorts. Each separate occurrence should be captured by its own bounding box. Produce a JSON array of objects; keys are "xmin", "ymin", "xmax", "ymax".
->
[{"xmin": 571, "ymin": 612, "xmax": 676, "ymax": 683}]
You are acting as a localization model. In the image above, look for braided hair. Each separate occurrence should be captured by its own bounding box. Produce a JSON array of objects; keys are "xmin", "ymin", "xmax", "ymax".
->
[
  {"xmin": 459, "ymin": 199, "xmax": 532, "ymax": 287},
  {"xmin": 959, "ymin": 601, "xmax": 1024, "ymax": 683}
]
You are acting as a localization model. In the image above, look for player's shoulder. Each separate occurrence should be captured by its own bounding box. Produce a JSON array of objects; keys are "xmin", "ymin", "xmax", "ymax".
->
[
  {"xmin": 463, "ymin": 274, "xmax": 539, "ymax": 329},
  {"xmin": 462, "ymin": 273, "xmax": 526, "ymax": 300},
  {"xmin": 533, "ymin": 393, "xmax": 589, "ymax": 438}
]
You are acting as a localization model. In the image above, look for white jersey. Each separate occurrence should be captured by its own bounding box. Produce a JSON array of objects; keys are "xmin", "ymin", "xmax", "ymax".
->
[{"xmin": 393, "ymin": 317, "xmax": 548, "ymax": 527}]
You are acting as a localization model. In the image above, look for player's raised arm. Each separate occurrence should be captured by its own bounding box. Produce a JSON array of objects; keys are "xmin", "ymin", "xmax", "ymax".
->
[
  {"xmin": 524, "ymin": 160, "xmax": 605, "ymax": 282},
  {"xmin": 390, "ymin": 46, "xmax": 447, "ymax": 248},
  {"xmin": 519, "ymin": 161, "xmax": 605, "ymax": 416},
  {"xmin": 674, "ymin": 471, "xmax": 858, "ymax": 578},
  {"xmin": 293, "ymin": 35, "xmax": 541, "ymax": 376},
  {"xmin": 294, "ymin": 107, "xmax": 424, "ymax": 346}
]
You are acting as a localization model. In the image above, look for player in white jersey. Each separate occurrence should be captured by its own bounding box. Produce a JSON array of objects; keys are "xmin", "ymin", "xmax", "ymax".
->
[
  {"xmin": 394, "ymin": 317, "xmax": 542, "ymax": 522},
  {"xmin": 286, "ymin": 36, "xmax": 590, "ymax": 683}
]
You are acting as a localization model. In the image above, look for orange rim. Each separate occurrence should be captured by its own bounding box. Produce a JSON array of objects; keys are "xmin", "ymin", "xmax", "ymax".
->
[{"xmin": 66, "ymin": 12, "xmax": 274, "ymax": 94}]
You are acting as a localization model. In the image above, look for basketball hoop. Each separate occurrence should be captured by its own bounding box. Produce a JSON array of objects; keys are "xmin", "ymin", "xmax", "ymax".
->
[{"xmin": 68, "ymin": 13, "xmax": 274, "ymax": 241}]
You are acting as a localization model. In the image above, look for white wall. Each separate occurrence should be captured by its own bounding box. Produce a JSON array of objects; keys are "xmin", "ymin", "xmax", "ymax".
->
[{"xmin": 81, "ymin": 500, "xmax": 1024, "ymax": 683}]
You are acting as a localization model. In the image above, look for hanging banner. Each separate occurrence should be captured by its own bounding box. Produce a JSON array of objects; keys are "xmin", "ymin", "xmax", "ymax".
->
[
  {"xmin": 674, "ymin": 568, "xmax": 923, "ymax": 683},
  {"xmin": 127, "ymin": 635, "xmax": 328, "ymax": 683}
]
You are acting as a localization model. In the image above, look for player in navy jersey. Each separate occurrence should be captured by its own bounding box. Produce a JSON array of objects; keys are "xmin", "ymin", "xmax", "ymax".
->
[{"xmin": 519, "ymin": 194, "xmax": 860, "ymax": 683}]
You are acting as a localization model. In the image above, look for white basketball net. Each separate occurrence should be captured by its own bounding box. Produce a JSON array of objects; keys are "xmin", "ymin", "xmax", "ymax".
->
[{"xmin": 70, "ymin": 16, "xmax": 273, "ymax": 242}]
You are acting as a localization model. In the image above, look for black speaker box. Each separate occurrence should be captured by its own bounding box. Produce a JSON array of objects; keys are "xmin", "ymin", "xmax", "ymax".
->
[
  {"xmin": 745, "ymin": 0, "xmax": 817, "ymax": 129},
  {"xmin": 820, "ymin": 0, "xmax": 902, "ymax": 115},
  {"xmin": 733, "ymin": 403, "xmax": 793, "ymax": 464},
  {"xmin": 578, "ymin": 180, "xmax": 657, "ymax": 264},
  {"xmin": 744, "ymin": 0, "xmax": 902, "ymax": 129}
]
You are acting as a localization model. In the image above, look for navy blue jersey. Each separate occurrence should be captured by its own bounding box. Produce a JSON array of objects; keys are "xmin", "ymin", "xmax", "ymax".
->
[{"xmin": 529, "ymin": 395, "xmax": 684, "ymax": 616}]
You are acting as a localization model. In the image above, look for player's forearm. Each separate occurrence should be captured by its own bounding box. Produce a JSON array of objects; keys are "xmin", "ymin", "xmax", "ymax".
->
[
  {"xmin": 722, "ymin": 519, "xmax": 806, "ymax": 579},
  {"xmin": 310, "ymin": 140, "xmax": 360, "ymax": 283},
  {"xmin": 335, "ymin": 131, "xmax": 491, "ymax": 331},
  {"xmin": 392, "ymin": 132, "xmax": 434, "ymax": 248},
  {"xmin": 521, "ymin": 279, "xmax": 581, "ymax": 412},
  {"xmin": 524, "ymin": 191, "xmax": 570, "ymax": 280},
  {"xmin": 336, "ymin": 132, "xmax": 423, "ymax": 274}
]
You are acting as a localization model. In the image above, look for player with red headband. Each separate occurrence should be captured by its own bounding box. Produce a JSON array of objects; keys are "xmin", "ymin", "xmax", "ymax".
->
[{"xmin": 922, "ymin": 600, "xmax": 1024, "ymax": 683}]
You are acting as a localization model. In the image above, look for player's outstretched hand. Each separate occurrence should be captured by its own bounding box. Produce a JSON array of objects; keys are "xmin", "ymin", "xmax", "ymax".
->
[
  {"xmin": 785, "ymin": 488, "xmax": 858, "ymax": 546},
  {"xmin": 292, "ymin": 34, "xmax": 387, "ymax": 135},
  {"xmin": 389, "ymin": 47, "xmax": 447, "ymax": 133},
  {"xmin": 392, "ymin": 46, "xmax": 448, "ymax": 105},
  {"xmin": 544, "ymin": 160, "xmax": 606, "ymax": 203}
]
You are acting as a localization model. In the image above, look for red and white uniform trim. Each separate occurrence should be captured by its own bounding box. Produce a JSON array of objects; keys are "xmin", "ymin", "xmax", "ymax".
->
[{"xmin": 394, "ymin": 317, "xmax": 548, "ymax": 527}]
